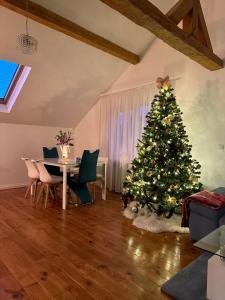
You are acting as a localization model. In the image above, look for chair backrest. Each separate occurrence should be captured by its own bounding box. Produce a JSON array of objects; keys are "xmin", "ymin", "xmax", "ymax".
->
[
  {"xmin": 79, "ymin": 150, "xmax": 99, "ymax": 183},
  {"xmin": 43, "ymin": 147, "xmax": 58, "ymax": 158},
  {"xmin": 21, "ymin": 158, "xmax": 39, "ymax": 180},
  {"xmin": 35, "ymin": 161, "xmax": 52, "ymax": 183},
  {"xmin": 42, "ymin": 147, "xmax": 60, "ymax": 176}
]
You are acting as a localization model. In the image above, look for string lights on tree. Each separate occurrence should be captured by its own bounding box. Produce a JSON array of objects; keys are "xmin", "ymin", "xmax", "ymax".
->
[{"xmin": 122, "ymin": 76, "xmax": 202, "ymax": 218}]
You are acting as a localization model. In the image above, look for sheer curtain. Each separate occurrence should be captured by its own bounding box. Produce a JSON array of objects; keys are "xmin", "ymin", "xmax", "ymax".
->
[{"xmin": 99, "ymin": 84, "xmax": 156, "ymax": 192}]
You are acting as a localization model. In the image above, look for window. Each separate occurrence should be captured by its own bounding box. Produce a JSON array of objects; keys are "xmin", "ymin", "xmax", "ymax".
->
[
  {"xmin": 0, "ymin": 59, "xmax": 31, "ymax": 113},
  {"xmin": 0, "ymin": 60, "xmax": 23, "ymax": 103},
  {"xmin": 0, "ymin": 60, "xmax": 19, "ymax": 101}
]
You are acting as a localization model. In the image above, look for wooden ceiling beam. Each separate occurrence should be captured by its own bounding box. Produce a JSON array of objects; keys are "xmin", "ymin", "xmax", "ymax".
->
[
  {"xmin": 166, "ymin": 0, "xmax": 194, "ymax": 25},
  {"xmin": 99, "ymin": 0, "xmax": 223, "ymax": 70},
  {"xmin": 168, "ymin": 0, "xmax": 212, "ymax": 51},
  {"xmin": 182, "ymin": 1, "xmax": 199, "ymax": 36},
  {"xmin": 0, "ymin": 0, "xmax": 140, "ymax": 64},
  {"xmin": 197, "ymin": 1, "xmax": 213, "ymax": 50}
]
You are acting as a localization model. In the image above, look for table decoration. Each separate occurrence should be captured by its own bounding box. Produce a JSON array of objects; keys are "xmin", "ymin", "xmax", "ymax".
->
[{"xmin": 55, "ymin": 130, "xmax": 74, "ymax": 161}]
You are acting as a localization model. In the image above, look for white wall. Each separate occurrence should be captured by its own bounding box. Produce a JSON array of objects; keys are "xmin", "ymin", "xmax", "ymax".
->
[
  {"xmin": 73, "ymin": 102, "xmax": 101, "ymax": 157},
  {"xmin": 74, "ymin": 0, "xmax": 225, "ymax": 190},
  {"xmin": 0, "ymin": 123, "xmax": 72, "ymax": 189}
]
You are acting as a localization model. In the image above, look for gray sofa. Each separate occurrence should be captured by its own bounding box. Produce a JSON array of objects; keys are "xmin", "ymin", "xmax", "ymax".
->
[{"xmin": 189, "ymin": 187, "xmax": 225, "ymax": 241}]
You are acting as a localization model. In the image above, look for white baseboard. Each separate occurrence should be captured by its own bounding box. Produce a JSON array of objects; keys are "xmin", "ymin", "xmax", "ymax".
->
[{"xmin": 0, "ymin": 183, "xmax": 27, "ymax": 190}]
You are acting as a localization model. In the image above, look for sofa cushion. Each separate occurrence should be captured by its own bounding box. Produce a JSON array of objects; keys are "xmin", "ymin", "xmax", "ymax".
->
[
  {"xmin": 189, "ymin": 187, "xmax": 225, "ymax": 221},
  {"xmin": 189, "ymin": 187, "xmax": 225, "ymax": 240},
  {"xmin": 219, "ymin": 215, "xmax": 225, "ymax": 226},
  {"xmin": 211, "ymin": 187, "xmax": 225, "ymax": 195},
  {"xmin": 189, "ymin": 211, "xmax": 219, "ymax": 240},
  {"xmin": 190, "ymin": 202, "xmax": 225, "ymax": 221}
]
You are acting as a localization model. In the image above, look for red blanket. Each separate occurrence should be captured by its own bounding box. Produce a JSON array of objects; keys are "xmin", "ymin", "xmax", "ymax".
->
[{"xmin": 181, "ymin": 190, "xmax": 225, "ymax": 227}]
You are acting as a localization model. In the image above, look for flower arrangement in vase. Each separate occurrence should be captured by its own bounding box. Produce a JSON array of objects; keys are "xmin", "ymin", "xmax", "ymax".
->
[{"xmin": 55, "ymin": 130, "xmax": 74, "ymax": 160}]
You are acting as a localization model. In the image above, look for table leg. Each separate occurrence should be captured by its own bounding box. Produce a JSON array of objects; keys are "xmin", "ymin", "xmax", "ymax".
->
[{"xmin": 62, "ymin": 165, "xmax": 67, "ymax": 210}]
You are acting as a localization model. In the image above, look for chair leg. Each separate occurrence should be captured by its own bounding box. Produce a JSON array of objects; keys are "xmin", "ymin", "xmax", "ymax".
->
[
  {"xmin": 45, "ymin": 185, "xmax": 50, "ymax": 208},
  {"xmin": 30, "ymin": 181, "xmax": 34, "ymax": 206},
  {"xmin": 53, "ymin": 185, "xmax": 57, "ymax": 202},
  {"xmin": 31, "ymin": 180, "xmax": 38, "ymax": 206},
  {"xmin": 25, "ymin": 180, "xmax": 32, "ymax": 198},
  {"xmin": 93, "ymin": 183, "xmax": 96, "ymax": 203},
  {"xmin": 73, "ymin": 192, "xmax": 80, "ymax": 206},
  {"xmin": 75, "ymin": 183, "xmax": 92, "ymax": 204},
  {"xmin": 49, "ymin": 186, "xmax": 54, "ymax": 201},
  {"xmin": 34, "ymin": 180, "xmax": 39, "ymax": 198},
  {"xmin": 36, "ymin": 184, "xmax": 44, "ymax": 207},
  {"xmin": 87, "ymin": 183, "xmax": 95, "ymax": 203},
  {"xmin": 51, "ymin": 185, "xmax": 58, "ymax": 205}
]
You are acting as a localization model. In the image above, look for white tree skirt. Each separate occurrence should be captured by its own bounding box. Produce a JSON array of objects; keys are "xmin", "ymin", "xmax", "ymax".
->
[{"xmin": 123, "ymin": 201, "xmax": 189, "ymax": 234}]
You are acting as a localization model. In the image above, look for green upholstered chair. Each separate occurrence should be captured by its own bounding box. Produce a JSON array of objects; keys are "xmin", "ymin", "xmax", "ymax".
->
[
  {"xmin": 68, "ymin": 149, "xmax": 99, "ymax": 204},
  {"xmin": 42, "ymin": 147, "xmax": 61, "ymax": 176}
]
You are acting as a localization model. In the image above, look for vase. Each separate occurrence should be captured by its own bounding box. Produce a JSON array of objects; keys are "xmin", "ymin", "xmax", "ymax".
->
[{"xmin": 60, "ymin": 145, "xmax": 70, "ymax": 160}]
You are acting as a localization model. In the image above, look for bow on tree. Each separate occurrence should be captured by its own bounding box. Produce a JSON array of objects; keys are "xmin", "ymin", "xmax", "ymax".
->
[{"xmin": 156, "ymin": 75, "xmax": 171, "ymax": 90}]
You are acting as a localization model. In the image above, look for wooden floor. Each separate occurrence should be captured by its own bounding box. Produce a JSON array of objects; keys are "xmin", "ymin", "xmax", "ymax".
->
[{"xmin": 0, "ymin": 188, "xmax": 202, "ymax": 300}]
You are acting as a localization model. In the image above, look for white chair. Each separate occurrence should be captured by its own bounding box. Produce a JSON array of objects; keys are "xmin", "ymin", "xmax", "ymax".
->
[
  {"xmin": 21, "ymin": 158, "xmax": 40, "ymax": 204},
  {"xmin": 95, "ymin": 157, "xmax": 108, "ymax": 200},
  {"xmin": 35, "ymin": 160, "xmax": 63, "ymax": 208}
]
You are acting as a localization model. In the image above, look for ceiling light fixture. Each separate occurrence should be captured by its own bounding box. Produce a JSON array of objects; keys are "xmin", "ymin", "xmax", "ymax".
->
[{"xmin": 17, "ymin": 0, "xmax": 38, "ymax": 54}]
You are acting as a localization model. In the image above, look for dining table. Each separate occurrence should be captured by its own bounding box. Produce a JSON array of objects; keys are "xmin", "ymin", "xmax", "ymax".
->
[{"xmin": 41, "ymin": 158, "xmax": 106, "ymax": 209}]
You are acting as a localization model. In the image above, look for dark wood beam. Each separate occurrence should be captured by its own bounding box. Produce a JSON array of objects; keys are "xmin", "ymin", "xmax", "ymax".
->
[
  {"xmin": 182, "ymin": 0, "xmax": 199, "ymax": 36},
  {"xmin": 197, "ymin": 0, "xmax": 213, "ymax": 50},
  {"xmin": 99, "ymin": 0, "xmax": 223, "ymax": 70},
  {"xmin": 166, "ymin": 0, "xmax": 193, "ymax": 24},
  {"xmin": 168, "ymin": 0, "xmax": 212, "ymax": 51},
  {"xmin": 0, "ymin": 0, "xmax": 139, "ymax": 64}
]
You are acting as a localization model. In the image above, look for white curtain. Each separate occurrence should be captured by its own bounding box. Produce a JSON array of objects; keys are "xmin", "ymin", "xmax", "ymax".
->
[{"xmin": 99, "ymin": 84, "xmax": 156, "ymax": 192}]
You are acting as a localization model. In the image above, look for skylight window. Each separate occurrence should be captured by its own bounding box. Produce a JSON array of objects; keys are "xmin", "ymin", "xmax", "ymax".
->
[
  {"xmin": 0, "ymin": 60, "xmax": 19, "ymax": 101},
  {"xmin": 0, "ymin": 59, "xmax": 31, "ymax": 113}
]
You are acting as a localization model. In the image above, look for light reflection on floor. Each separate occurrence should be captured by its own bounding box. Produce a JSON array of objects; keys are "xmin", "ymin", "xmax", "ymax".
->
[{"xmin": 125, "ymin": 231, "xmax": 190, "ymax": 282}]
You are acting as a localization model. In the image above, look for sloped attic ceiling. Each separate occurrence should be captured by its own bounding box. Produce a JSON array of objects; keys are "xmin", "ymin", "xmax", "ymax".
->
[{"xmin": 0, "ymin": 0, "xmax": 175, "ymax": 127}]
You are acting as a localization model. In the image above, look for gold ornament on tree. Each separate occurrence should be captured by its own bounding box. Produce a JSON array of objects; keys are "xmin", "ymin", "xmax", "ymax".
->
[
  {"xmin": 165, "ymin": 195, "xmax": 177, "ymax": 205},
  {"xmin": 146, "ymin": 171, "xmax": 152, "ymax": 177},
  {"xmin": 162, "ymin": 115, "xmax": 173, "ymax": 126},
  {"xmin": 189, "ymin": 176, "xmax": 199, "ymax": 183}
]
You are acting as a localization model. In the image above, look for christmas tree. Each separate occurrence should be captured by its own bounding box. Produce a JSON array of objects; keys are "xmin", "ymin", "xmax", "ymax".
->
[{"xmin": 123, "ymin": 76, "xmax": 202, "ymax": 218}]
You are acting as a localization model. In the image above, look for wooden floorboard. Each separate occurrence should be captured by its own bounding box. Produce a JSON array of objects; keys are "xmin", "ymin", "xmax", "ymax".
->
[{"xmin": 0, "ymin": 188, "xmax": 202, "ymax": 299}]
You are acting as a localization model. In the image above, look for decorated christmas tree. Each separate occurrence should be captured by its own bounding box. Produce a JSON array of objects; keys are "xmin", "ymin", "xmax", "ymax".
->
[{"xmin": 123, "ymin": 76, "xmax": 202, "ymax": 218}]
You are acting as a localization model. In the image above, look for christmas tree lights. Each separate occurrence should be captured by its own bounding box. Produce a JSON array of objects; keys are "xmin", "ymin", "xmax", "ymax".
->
[{"xmin": 122, "ymin": 76, "xmax": 202, "ymax": 218}]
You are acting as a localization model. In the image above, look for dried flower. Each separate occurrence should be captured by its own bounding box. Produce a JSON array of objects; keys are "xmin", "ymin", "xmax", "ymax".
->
[{"xmin": 55, "ymin": 130, "xmax": 74, "ymax": 146}]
